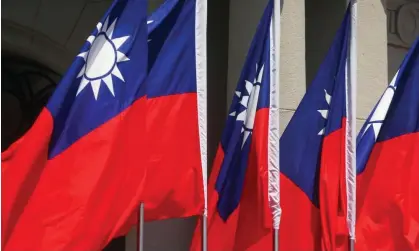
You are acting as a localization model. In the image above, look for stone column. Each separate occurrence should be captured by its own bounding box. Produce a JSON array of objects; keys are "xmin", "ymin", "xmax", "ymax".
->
[
  {"xmin": 306, "ymin": 0, "xmax": 388, "ymax": 131},
  {"xmin": 279, "ymin": 0, "xmax": 307, "ymax": 132},
  {"xmin": 356, "ymin": 0, "xmax": 388, "ymax": 128},
  {"xmin": 386, "ymin": 0, "xmax": 419, "ymax": 77},
  {"xmin": 227, "ymin": 0, "xmax": 306, "ymax": 132}
]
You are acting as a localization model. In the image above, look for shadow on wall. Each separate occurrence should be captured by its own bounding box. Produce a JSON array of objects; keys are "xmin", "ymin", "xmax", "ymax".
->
[
  {"xmin": 0, "ymin": 54, "xmax": 126, "ymax": 251},
  {"xmin": 304, "ymin": 0, "xmax": 346, "ymax": 87},
  {"xmin": 1, "ymin": 55, "xmax": 59, "ymax": 151},
  {"xmin": 385, "ymin": 0, "xmax": 419, "ymax": 78}
]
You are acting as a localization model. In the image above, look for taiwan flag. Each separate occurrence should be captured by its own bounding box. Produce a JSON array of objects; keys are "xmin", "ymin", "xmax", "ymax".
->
[
  {"xmin": 147, "ymin": 0, "xmax": 184, "ymax": 67},
  {"xmin": 2, "ymin": 0, "xmax": 149, "ymax": 250},
  {"xmin": 280, "ymin": 7, "xmax": 353, "ymax": 251},
  {"xmin": 190, "ymin": 1, "xmax": 281, "ymax": 250},
  {"xmin": 141, "ymin": 0, "xmax": 208, "ymax": 221},
  {"xmin": 356, "ymin": 37, "xmax": 419, "ymax": 251}
]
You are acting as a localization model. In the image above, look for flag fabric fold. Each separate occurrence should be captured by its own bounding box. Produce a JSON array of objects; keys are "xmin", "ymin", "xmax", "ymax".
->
[
  {"xmin": 141, "ymin": 0, "xmax": 208, "ymax": 221},
  {"xmin": 2, "ymin": 0, "xmax": 149, "ymax": 250},
  {"xmin": 190, "ymin": 1, "xmax": 275, "ymax": 250},
  {"xmin": 147, "ymin": 0, "xmax": 184, "ymax": 68},
  {"xmin": 268, "ymin": 0, "xmax": 281, "ymax": 231},
  {"xmin": 191, "ymin": 4, "xmax": 354, "ymax": 251},
  {"xmin": 3, "ymin": 0, "xmax": 209, "ymax": 248},
  {"xmin": 280, "ymin": 7, "xmax": 351, "ymax": 251},
  {"xmin": 356, "ymin": 36, "xmax": 419, "ymax": 251}
]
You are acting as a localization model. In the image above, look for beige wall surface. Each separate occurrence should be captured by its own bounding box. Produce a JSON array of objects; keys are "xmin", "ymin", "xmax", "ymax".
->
[
  {"xmin": 227, "ymin": 0, "xmax": 306, "ymax": 135},
  {"xmin": 2, "ymin": 0, "xmax": 419, "ymax": 250},
  {"xmin": 356, "ymin": 0, "xmax": 388, "ymax": 125}
]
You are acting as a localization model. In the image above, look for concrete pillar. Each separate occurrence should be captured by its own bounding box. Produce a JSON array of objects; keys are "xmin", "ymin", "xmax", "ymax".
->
[
  {"xmin": 356, "ymin": 0, "xmax": 388, "ymax": 127},
  {"xmin": 279, "ymin": 0, "xmax": 307, "ymax": 132},
  {"xmin": 386, "ymin": 0, "xmax": 419, "ymax": 77},
  {"xmin": 305, "ymin": 0, "xmax": 388, "ymax": 130},
  {"xmin": 227, "ymin": 0, "xmax": 306, "ymax": 133},
  {"xmin": 305, "ymin": 0, "xmax": 346, "ymax": 86},
  {"xmin": 305, "ymin": 0, "xmax": 388, "ymax": 131}
]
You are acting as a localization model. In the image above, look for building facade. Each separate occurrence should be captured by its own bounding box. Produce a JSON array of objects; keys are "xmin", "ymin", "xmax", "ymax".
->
[{"xmin": 2, "ymin": 0, "xmax": 418, "ymax": 250}]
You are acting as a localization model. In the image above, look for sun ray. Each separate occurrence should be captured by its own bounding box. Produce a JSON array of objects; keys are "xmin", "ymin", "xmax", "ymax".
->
[
  {"xmin": 77, "ymin": 65, "xmax": 86, "ymax": 78},
  {"xmin": 316, "ymin": 89, "xmax": 332, "ymax": 136},
  {"xmin": 237, "ymin": 110, "xmax": 247, "ymax": 122},
  {"xmin": 102, "ymin": 74, "xmax": 115, "ymax": 96},
  {"xmin": 113, "ymin": 36, "xmax": 129, "ymax": 50},
  {"xmin": 111, "ymin": 66, "xmax": 125, "ymax": 82},
  {"xmin": 361, "ymin": 124, "xmax": 372, "ymax": 137},
  {"xmin": 324, "ymin": 89, "xmax": 331, "ymax": 105},
  {"xmin": 117, "ymin": 51, "xmax": 130, "ymax": 62},
  {"xmin": 317, "ymin": 109, "xmax": 329, "ymax": 119},
  {"xmin": 372, "ymin": 123, "xmax": 382, "ymax": 138},
  {"xmin": 147, "ymin": 20, "xmax": 154, "ymax": 24},
  {"xmin": 102, "ymin": 17, "xmax": 109, "ymax": 33},
  {"xmin": 106, "ymin": 19, "xmax": 117, "ymax": 39},
  {"xmin": 240, "ymin": 96, "xmax": 249, "ymax": 107},
  {"xmin": 242, "ymin": 131, "xmax": 251, "ymax": 148},
  {"xmin": 245, "ymin": 80, "xmax": 253, "ymax": 94},
  {"xmin": 91, "ymin": 80, "xmax": 101, "ymax": 100},
  {"xmin": 229, "ymin": 111, "xmax": 236, "ymax": 116},
  {"xmin": 370, "ymin": 88, "xmax": 395, "ymax": 122},
  {"xmin": 96, "ymin": 22, "xmax": 103, "ymax": 32},
  {"xmin": 87, "ymin": 35, "xmax": 95, "ymax": 44},
  {"xmin": 77, "ymin": 77, "xmax": 90, "ymax": 96},
  {"xmin": 77, "ymin": 51, "xmax": 88, "ymax": 60},
  {"xmin": 235, "ymin": 91, "xmax": 241, "ymax": 97}
]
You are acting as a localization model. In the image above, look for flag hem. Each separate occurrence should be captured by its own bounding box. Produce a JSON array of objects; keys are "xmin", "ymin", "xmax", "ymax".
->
[
  {"xmin": 195, "ymin": 0, "xmax": 208, "ymax": 216},
  {"xmin": 345, "ymin": 1, "xmax": 358, "ymax": 240},
  {"xmin": 268, "ymin": 4, "xmax": 281, "ymax": 230}
]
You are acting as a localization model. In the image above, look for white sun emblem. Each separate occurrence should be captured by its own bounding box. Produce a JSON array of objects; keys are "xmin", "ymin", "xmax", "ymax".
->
[
  {"xmin": 229, "ymin": 64, "xmax": 264, "ymax": 148},
  {"xmin": 76, "ymin": 17, "xmax": 130, "ymax": 99},
  {"xmin": 361, "ymin": 70, "xmax": 398, "ymax": 140},
  {"xmin": 317, "ymin": 89, "xmax": 332, "ymax": 135}
]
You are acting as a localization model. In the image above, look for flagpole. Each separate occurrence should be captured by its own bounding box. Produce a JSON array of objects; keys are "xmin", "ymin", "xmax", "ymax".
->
[
  {"xmin": 197, "ymin": 0, "xmax": 208, "ymax": 247},
  {"xmin": 346, "ymin": 1, "xmax": 358, "ymax": 251},
  {"xmin": 137, "ymin": 203, "xmax": 144, "ymax": 251},
  {"xmin": 272, "ymin": 0, "xmax": 281, "ymax": 251},
  {"xmin": 202, "ymin": 214, "xmax": 207, "ymax": 251},
  {"xmin": 273, "ymin": 229, "xmax": 279, "ymax": 251}
]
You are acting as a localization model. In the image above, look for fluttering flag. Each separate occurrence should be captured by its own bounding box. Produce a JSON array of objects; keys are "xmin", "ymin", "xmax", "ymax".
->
[
  {"xmin": 1, "ymin": 0, "xmax": 149, "ymax": 250},
  {"xmin": 356, "ymin": 36, "xmax": 419, "ymax": 251},
  {"xmin": 190, "ymin": 1, "xmax": 280, "ymax": 250},
  {"xmin": 280, "ymin": 6, "xmax": 352, "ymax": 251},
  {"xmin": 147, "ymin": 0, "xmax": 184, "ymax": 67},
  {"xmin": 140, "ymin": 0, "xmax": 208, "ymax": 221}
]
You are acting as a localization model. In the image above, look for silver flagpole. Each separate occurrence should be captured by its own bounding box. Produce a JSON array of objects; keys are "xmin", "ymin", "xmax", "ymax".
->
[
  {"xmin": 195, "ymin": 0, "xmax": 208, "ymax": 249},
  {"xmin": 272, "ymin": 0, "xmax": 281, "ymax": 250},
  {"xmin": 202, "ymin": 214, "xmax": 207, "ymax": 251},
  {"xmin": 346, "ymin": 0, "xmax": 358, "ymax": 251},
  {"xmin": 137, "ymin": 203, "xmax": 145, "ymax": 251},
  {"xmin": 273, "ymin": 229, "xmax": 279, "ymax": 251}
]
